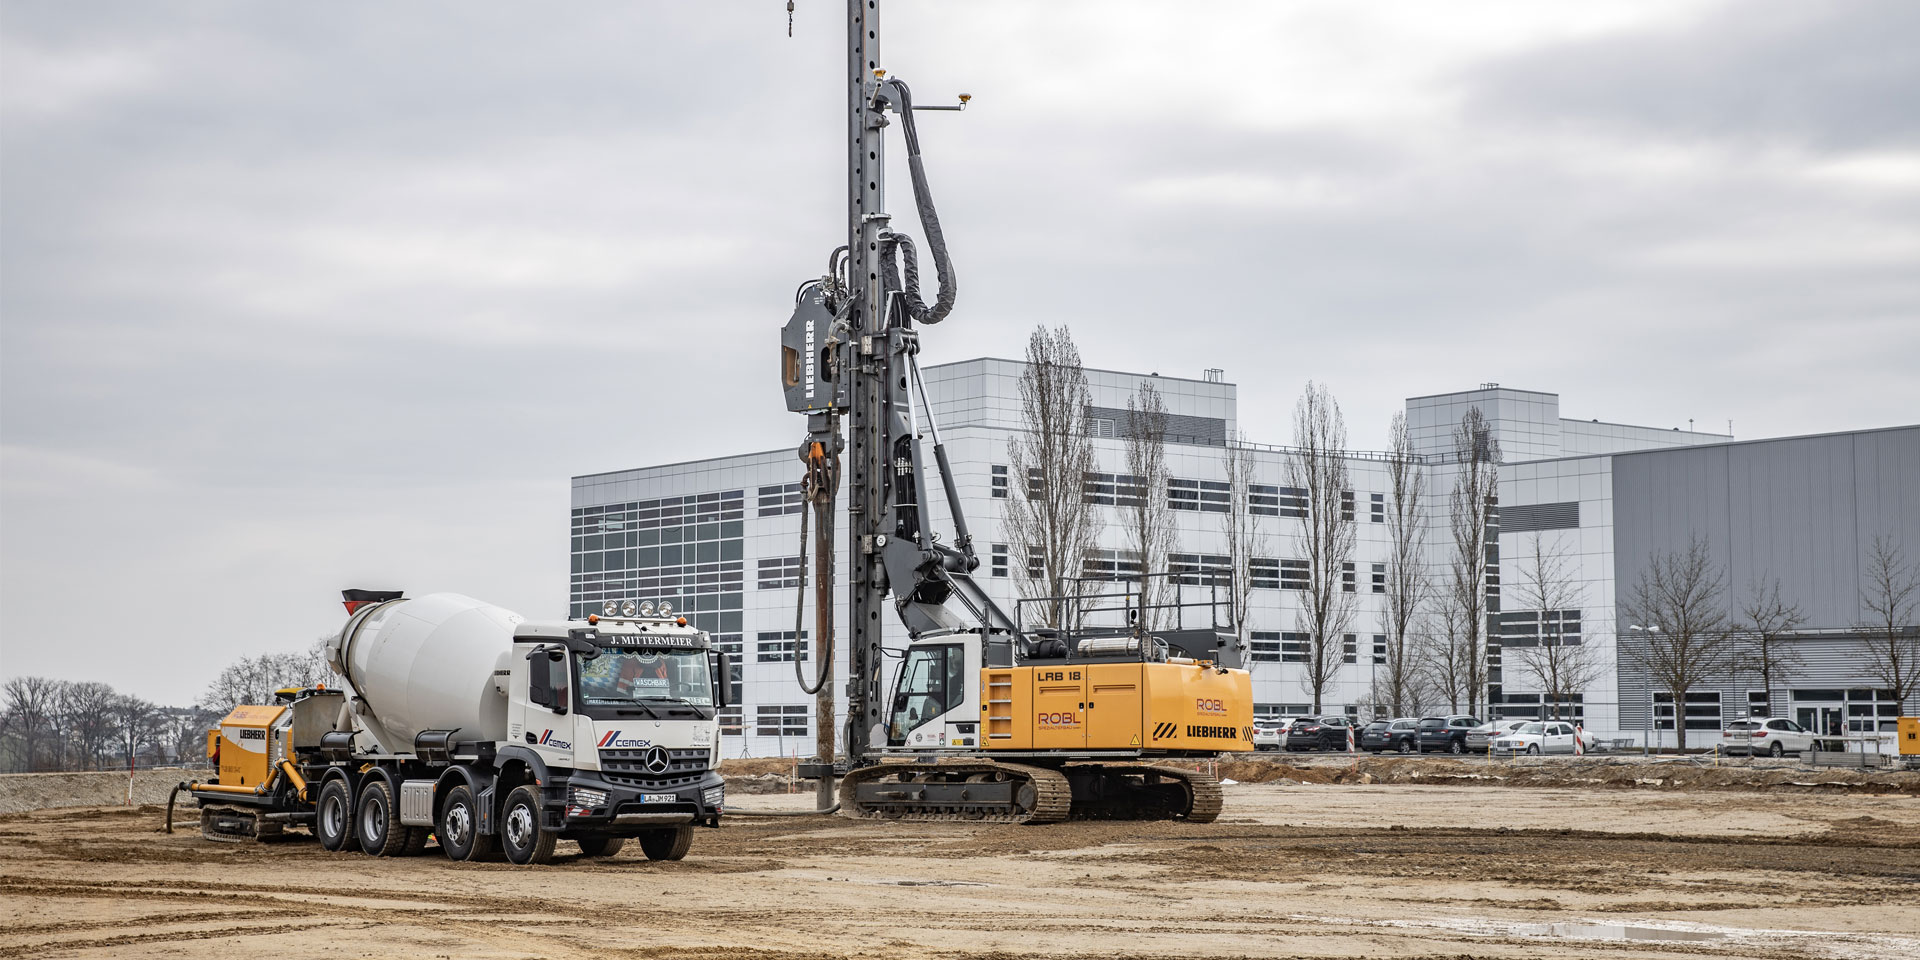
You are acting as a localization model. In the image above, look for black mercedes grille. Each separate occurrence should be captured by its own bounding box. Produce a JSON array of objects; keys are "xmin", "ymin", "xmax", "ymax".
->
[{"xmin": 598, "ymin": 748, "xmax": 709, "ymax": 789}]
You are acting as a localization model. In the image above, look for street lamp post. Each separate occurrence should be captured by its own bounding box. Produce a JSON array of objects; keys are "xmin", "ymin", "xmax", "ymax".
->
[{"xmin": 1630, "ymin": 624, "xmax": 1661, "ymax": 756}]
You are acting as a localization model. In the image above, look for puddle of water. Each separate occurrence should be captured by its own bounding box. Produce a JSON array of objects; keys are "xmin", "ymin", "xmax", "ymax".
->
[{"xmin": 1522, "ymin": 922, "xmax": 1724, "ymax": 943}]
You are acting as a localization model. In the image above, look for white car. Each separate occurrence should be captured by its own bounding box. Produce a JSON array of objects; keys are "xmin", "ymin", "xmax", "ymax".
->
[
  {"xmin": 1718, "ymin": 718, "xmax": 1816, "ymax": 757},
  {"xmin": 1271, "ymin": 716, "xmax": 1313, "ymax": 751},
  {"xmin": 1491, "ymin": 720, "xmax": 1583, "ymax": 756},
  {"xmin": 1252, "ymin": 719, "xmax": 1284, "ymax": 751}
]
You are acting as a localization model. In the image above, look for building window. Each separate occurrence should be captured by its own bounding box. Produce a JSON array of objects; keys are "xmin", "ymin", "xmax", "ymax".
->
[
  {"xmin": 1342, "ymin": 634, "xmax": 1357, "ymax": 664},
  {"xmin": 1170, "ymin": 553, "xmax": 1229, "ymax": 586},
  {"xmin": 1084, "ymin": 472, "xmax": 1147, "ymax": 507},
  {"xmin": 1281, "ymin": 632, "xmax": 1310, "ymax": 663},
  {"xmin": 1026, "ymin": 547, "xmax": 1045, "ymax": 579},
  {"xmin": 1498, "ymin": 609, "xmax": 1582, "ymax": 647},
  {"xmin": 1089, "ymin": 418, "xmax": 1116, "ymax": 439},
  {"xmin": 1371, "ymin": 634, "xmax": 1387, "ymax": 665},
  {"xmin": 1340, "ymin": 490, "xmax": 1355, "ymax": 522},
  {"xmin": 1280, "ymin": 559, "xmax": 1308, "ymax": 591},
  {"xmin": 1082, "ymin": 549, "xmax": 1142, "ymax": 581},
  {"xmin": 1370, "ymin": 493, "xmax": 1385, "ymax": 523},
  {"xmin": 1249, "ymin": 631, "xmax": 1289, "ymax": 663},
  {"xmin": 1370, "ymin": 562, "xmax": 1386, "ymax": 594},
  {"xmin": 991, "ymin": 465, "xmax": 1009, "ymax": 499},
  {"xmin": 757, "ymin": 556, "xmax": 803, "ymax": 590},
  {"xmin": 1250, "ymin": 558, "xmax": 1280, "ymax": 590},
  {"xmin": 1654, "ymin": 691, "xmax": 1721, "ymax": 731},
  {"xmin": 570, "ymin": 492, "xmax": 745, "ymax": 630},
  {"xmin": 1341, "ymin": 562, "xmax": 1356, "ymax": 593},
  {"xmin": 1747, "ymin": 690, "xmax": 1770, "ymax": 717},
  {"xmin": 757, "ymin": 483, "xmax": 803, "ymax": 517},
  {"xmin": 1250, "ymin": 484, "xmax": 1307, "ymax": 518},
  {"xmin": 755, "ymin": 704, "xmax": 809, "ymax": 739},
  {"xmin": 991, "ymin": 543, "xmax": 1009, "ymax": 578},
  {"xmin": 1026, "ymin": 468, "xmax": 1045, "ymax": 499},
  {"xmin": 756, "ymin": 631, "xmax": 809, "ymax": 663},
  {"xmin": 1169, "ymin": 478, "xmax": 1230, "ymax": 513}
]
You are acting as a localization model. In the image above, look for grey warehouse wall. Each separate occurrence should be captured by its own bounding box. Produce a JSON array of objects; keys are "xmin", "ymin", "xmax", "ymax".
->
[{"xmin": 1612, "ymin": 425, "xmax": 1920, "ymax": 629}]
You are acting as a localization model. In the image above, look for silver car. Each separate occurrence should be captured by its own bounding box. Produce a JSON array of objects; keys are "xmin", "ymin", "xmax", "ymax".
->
[{"xmin": 1467, "ymin": 719, "xmax": 1530, "ymax": 752}]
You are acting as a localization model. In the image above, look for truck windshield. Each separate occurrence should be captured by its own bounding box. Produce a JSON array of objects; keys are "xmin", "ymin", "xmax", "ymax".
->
[{"xmin": 578, "ymin": 649, "xmax": 713, "ymax": 706}]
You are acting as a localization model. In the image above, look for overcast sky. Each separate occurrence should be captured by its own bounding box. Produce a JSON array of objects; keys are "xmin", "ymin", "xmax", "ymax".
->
[{"xmin": 4, "ymin": 1, "xmax": 1916, "ymax": 706}]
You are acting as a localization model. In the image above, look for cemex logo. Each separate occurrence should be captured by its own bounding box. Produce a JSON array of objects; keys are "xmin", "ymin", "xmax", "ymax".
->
[
  {"xmin": 597, "ymin": 731, "xmax": 654, "ymax": 749},
  {"xmin": 538, "ymin": 730, "xmax": 573, "ymax": 750}
]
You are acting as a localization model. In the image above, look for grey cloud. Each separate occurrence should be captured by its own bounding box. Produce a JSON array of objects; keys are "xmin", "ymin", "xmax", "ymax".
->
[{"xmin": 1464, "ymin": 0, "xmax": 1920, "ymax": 150}]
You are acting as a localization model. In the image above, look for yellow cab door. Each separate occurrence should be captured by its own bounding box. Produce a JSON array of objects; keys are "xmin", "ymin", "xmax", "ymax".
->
[
  {"xmin": 1030, "ymin": 666, "xmax": 1087, "ymax": 749},
  {"xmin": 1085, "ymin": 663, "xmax": 1145, "ymax": 750}
]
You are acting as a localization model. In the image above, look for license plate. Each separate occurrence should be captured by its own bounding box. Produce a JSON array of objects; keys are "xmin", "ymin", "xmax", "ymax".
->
[{"xmin": 641, "ymin": 794, "xmax": 678, "ymax": 804}]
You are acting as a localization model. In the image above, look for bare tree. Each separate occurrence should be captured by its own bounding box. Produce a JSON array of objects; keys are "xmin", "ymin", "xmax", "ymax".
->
[
  {"xmin": 1379, "ymin": 412, "xmax": 1428, "ymax": 716},
  {"xmin": 1508, "ymin": 532, "xmax": 1600, "ymax": 720},
  {"xmin": 1623, "ymin": 535, "xmax": 1736, "ymax": 751},
  {"xmin": 60, "ymin": 681, "xmax": 119, "ymax": 771},
  {"xmin": 109, "ymin": 694, "xmax": 159, "ymax": 770},
  {"xmin": 1424, "ymin": 599, "xmax": 1471, "ymax": 713},
  {"xmin": 1, "ymin": 676, "xmax": 62, "ymax": 772},
  {"xmin": 1858, "ymin": 534, "xmax": 1920, "ymax": 709},
  {"xmin": 1220, "ymin": 431, "xmax": 1266, "ymax": 661},
  {"xmin": 1286, "ymin": 382, "xmax": 1357, "ymax": 712},
  {"xmin": 1444, "ymin": 407, "xmax": 1500, "ymax": 717},
  {"xmin": 198, "ymin": 641, "xmax": 334, "ymax": 712},
  {"xmin": 1735, "ymin": 576, "xmax": 1806, "ymax": 716},
  {"xmin": 1122, "ymin": 381, "xmax": 1175, "ymax": 629},
  {"xmin": 1004, "ymin": 325, "xmax": 1101, "ymax": 627}
]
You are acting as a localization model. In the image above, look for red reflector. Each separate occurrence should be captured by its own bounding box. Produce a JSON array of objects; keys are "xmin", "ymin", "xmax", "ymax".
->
[{"xmin": 343, "ymin": 600, "xmax": 366, "ymax": 614}]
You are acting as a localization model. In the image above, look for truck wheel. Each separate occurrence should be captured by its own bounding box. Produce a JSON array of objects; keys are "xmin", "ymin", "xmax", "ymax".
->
[
  {"xmin": 438, "ymin": 784, "xmax": 493, "ymax": 862},
  {"xmin": 576, "ymin": 835, "xmax": 625, "ymax": 858},
  {"xmin": 400, "ymin": 826, "xmax": 431, "ymax": 856},
  {"xmin": 316, "ymin": 779, "xmax": 356, "ymax": 852},
  {"xmin": 501, "ymin": 785, "xmax": 555, "ymax": 865},
  {"xmin": 356, "ymin": 779, "xmax": 405, "ymax": 857},
  {"xmin": 639, "ymin": 825, "xmax": 693, "ymax": 861}
]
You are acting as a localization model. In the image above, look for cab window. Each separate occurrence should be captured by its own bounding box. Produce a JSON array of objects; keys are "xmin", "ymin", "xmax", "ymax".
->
[{"xmin": 886, "ymin": 644, "xmax": 964, "ymax": 744}]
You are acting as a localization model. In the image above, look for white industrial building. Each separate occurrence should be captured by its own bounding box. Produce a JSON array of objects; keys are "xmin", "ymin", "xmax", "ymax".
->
[{"xmin": 571, "ymin": 358, "xmax": 1920, "ymax": 758}]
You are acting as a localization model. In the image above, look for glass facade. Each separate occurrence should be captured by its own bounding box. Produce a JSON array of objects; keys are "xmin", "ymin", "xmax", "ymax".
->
[{"xmin": 569, "ymin": 491, "xmax": 746, "ymax": 633}]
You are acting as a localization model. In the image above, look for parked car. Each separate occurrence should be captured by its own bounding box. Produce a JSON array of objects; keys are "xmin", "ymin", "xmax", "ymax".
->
[
  {"xmin": 1269, "ymin": 716, "xmax": 1313, "ymax": 751},
  {"xmin": 1416, "ymin": 715, "xmax": 1481, "ymax": 754},
  {"xmin": 1252, "ymin": 718, "xmax": 1285, "ymax": 751},
  {"xmin": 1361, "ymin": 718, "xmax": 1421, "ymax": 753},
  {"xmin": 1286, "ymin": 715, "xmax": 1356, "ymax": 752},
  {"xmin": 1467, "ymin": 719, "xmax": 1531, "ymax": 752},
  {"xmin": 1491, "ymin": 720, "xmax": 1580, "ymax": 755},
  {"xmin": 1718, "ymin": 717, "xmax": 1816, "ymax": 757}
]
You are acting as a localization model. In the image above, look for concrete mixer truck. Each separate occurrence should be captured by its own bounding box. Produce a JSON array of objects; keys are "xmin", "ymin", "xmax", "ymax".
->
[{"xmin": 173, "ymin": 589, "xmax": 729, "ymax": 864}]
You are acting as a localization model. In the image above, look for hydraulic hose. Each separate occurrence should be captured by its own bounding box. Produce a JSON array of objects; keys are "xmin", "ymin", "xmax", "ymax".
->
[{"xmin": 878, "ymin": 79, "xmax": 956, "ymax": 325}]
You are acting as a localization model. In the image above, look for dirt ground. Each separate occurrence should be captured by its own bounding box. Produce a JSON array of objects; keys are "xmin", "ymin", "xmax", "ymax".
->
[{"xmin": 4, "ymin": 763, "xmax": 1918, "ymax": 960}]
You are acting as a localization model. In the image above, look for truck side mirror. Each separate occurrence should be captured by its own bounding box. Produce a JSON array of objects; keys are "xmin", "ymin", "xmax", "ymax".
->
[
  {"xmin": 549, "ymin": 654, "xmax": 570, "ymax": 716},
  {"xmin": 711, "ymin": 651, "xmax": 732, "ymax": 709},
  {"xmin": 526, "ymin": 646, "xmax": 553, "ymax": 707}
]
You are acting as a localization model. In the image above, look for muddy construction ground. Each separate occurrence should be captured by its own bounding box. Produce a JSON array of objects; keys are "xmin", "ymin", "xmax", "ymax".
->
[{"xmin": 3, "ymin": 757, "xmax": 1918, "ymax": 959}]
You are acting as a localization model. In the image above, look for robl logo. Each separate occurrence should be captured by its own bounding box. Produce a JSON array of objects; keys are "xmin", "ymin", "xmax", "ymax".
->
[
  {"xmin": 538, "ymin": 730, "xmax": 573, "ymax": 750},
  {"xmin": 597, "ymin": 731, "xmax": 654, "ymax": 749}
]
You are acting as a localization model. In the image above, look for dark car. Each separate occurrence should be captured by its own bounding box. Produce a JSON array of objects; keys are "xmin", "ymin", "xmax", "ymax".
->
[
  {"xmin": 1285, "ymin": 715, "xmax": 1355, "ymax": 752},
  {"xmin": 1416, "ymin": 715, "xmax": 1481, "ymax": 754},
  {"xmin": 1362, "ymin": 717, "xmax": 1420, "ymax": 753}
]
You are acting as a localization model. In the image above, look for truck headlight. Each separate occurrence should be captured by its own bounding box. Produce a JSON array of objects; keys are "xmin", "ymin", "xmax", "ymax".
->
[
  {"xmin": 602, "ymin": 600, "xmax": 620, "ymax": 616},
  {"xmin": 620, "ymin": 599, "xmax": 639, "ymax": 617},
  {"xmin": 703, "ymin": 785, "xmax": 724, "ymax": 808},
  {"xmin": 569, "ymin": 786, "xmax": 608, "ymax": 809}
]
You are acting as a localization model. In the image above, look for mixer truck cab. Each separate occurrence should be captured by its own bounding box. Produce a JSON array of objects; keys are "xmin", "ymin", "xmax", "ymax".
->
[{"xmin": 175, "ymin": 590, "xmax": 730, "ymax": 866}]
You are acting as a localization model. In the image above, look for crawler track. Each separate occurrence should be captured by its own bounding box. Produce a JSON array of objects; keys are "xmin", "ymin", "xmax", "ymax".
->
[{"xmin": 839, "ymin": 759, "xmax": 1222, "ymax": 823}]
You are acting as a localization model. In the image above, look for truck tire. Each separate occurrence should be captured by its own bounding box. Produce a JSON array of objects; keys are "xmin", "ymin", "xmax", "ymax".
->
[
  {"xmin": 438, "ymin": 784, "xmax": 493, "ymax": 862},
  {"xmin": 638, "ymin": 825, "xmax": 693, "ymax": 861},
  {"xmin": 316, "ymin": 779, "xmax": 356, "ymax": 853},
  {"xmin": 576, "ymin": 835, "xmax": 625, "ymax": 858},
  {"xmin": 501, "ymin": 785, "xmax": 555, "ymax": 865},
  {"xmin": 356, "ymin": 779, "xmax": 406, "ymax": 857}
]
